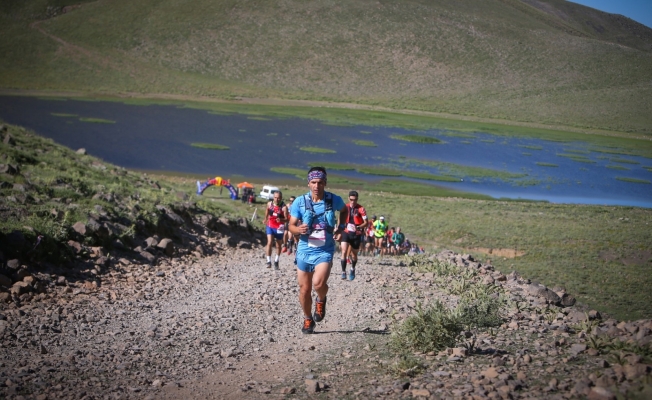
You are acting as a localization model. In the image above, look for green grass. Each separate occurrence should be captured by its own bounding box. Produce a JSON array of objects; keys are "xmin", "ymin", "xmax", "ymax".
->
[
  {"xmin": 51, "ymin": 112, "xmax": 78, "ymax": 117},
  {"xmin": 360, "ymin": 130, "xmax": 372, "ymax": 134},
  {"xmin": 563, "ymin": 149, "xmax": 590, "ymax": 154},
  {"xmin": 190, "ymin": 142, "xmax": 229, "ymax": 150},
  {"xmin": 615, "ymin": 177, "xmax": 650, "ymax": 184},
  {"xmin": 606, "ymin": 165, "xmax": 630, "ymax": 171},
  {"xmin": 398, "ymin": 158, "xmax": 527, "ymax": 181},
  {"xmin": 518, "ymin": 145, "xmax": 543, "ymax": 150},
  {"xmin": 536, "ymin": 162, "xmax": 559, "ymax": 167},
  {"xmin": 270, "ymin": 167, "xmax": 304, "ymax": 179},
  {"xmin": 299, "ymin": 146, "xmax": 336, "ymax": 154},
  {"xmin": 610, "ymin": 158, "xmax": 640, "ymax": 165},
  {"xmin": 644, "ymin": 167, "xmax": 652, "ymax": 172},
  {"xmin": 352, "ymin": 140, "xmax": 377, "ymax": 147},
  {"xmin": 390, "ymin": 134, "xmax": 441, "ymax": 144},
  {"xmin": 592, "ymin": 148, "xmax": 651, "ymax": 158},
  {"xmin": 78, "ymin": 117, "xmax": 115, "ymax": 124},
  {"xmin": 556, "ymin": 153, "xmax": 595, "ymax": 163}
]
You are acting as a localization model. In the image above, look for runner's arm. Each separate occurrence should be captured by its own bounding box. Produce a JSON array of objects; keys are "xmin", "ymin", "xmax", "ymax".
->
[
  {"xmin": 280, "ymin": 205, "xmax": 288, "ymax": 223},
  {"xmin": 358, "ymin": 215, "xmax": 368, "ymax": 231},
  {"xmin": 334, "ymin": 204, "xmax": 348, "ymax": 239},
  {"xmin": 263, "ymin": 201, "xmax": 270, "ymax": 225},
  {"xmin": 288, "ymin": 215, "xmax": 308, "ymax": 235}
]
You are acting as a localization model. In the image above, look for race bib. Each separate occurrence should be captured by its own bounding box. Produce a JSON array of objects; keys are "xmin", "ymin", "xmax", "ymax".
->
[
  {"xmin": 276, "ymin": 224, "xmax": 285, "ymax": 234},
  {"xmin": 308, "ymin": 229, "xmax": 326, "ymax": 248},
  {"xmin": 347, "ymin": 223, "xmax": 356, "ymax": 232}
]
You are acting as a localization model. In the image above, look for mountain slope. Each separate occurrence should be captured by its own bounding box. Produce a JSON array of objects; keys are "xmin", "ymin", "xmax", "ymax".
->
[{"xmin": 1, "ymin": 0, "xmax": 651, "ymax": 133}]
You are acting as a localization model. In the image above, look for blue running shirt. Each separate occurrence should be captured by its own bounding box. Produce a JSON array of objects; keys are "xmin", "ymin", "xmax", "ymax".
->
[{"xmin": 290, "ymin": 192, "xmax": 345, "ymax": 264}]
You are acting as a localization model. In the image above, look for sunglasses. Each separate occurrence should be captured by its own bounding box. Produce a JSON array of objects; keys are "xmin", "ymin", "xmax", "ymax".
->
[{"xmin": 349, "ymin": 197, "xmax": 358, "ymax": 201}]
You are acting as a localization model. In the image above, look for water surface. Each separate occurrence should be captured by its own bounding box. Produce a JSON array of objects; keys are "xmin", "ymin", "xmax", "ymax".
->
[{"xmin": 1, "ymin": 96, "xmax": 650, "ymax": 208}]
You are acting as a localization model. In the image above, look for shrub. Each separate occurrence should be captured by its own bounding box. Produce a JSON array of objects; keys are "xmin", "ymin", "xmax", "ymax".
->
[
  {"xmin": 456, "ymin": 292, "xmax": 505, "ymax": 329},
  {"xmin": 390, "ymin": 301, "xmax": 462, "ymax": 353}
]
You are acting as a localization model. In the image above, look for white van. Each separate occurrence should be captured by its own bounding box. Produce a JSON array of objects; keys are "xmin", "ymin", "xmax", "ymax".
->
[{"xmin": 259, "ymin": 185, "xmax": 280, "ymax": 200}]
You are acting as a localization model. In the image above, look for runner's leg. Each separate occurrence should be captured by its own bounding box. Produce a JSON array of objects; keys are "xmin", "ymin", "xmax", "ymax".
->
[
  {"xmin": 340, "ymin": 241, "xmax": 350, "ymax": 279},
  {"xmin": 297, "ymin": 270, "xmax": 314, "ymax": 318},
  {"xmin": 273, "ymin": 235, "xmax": 283, "ymax": 268},
  {"xmin": 265, "ymin": 233, "xmax": 273, "ymax": 267},
  {"xmin": 312, "ymin": 261, "xmax": 332, "ymax": 304}
]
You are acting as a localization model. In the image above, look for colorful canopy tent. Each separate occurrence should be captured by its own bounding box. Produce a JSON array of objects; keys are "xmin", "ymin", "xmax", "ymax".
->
[
  {"xmin": 196, "ymin": 176, "xmax": 237, "ymax": 199},
  {"xmin": 237, "ymin": 182, "xmax": 254, "ymax": 189}
]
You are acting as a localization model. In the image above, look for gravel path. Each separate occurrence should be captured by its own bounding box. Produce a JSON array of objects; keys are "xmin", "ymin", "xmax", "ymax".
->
[{"xmin": 1, "ymin": 246, "xmax": 651, "ymax": 400}]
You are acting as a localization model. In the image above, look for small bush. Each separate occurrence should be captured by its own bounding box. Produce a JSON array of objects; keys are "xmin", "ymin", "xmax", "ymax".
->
[
  {"xmin": 390, "ymin": 302, "xmax": 462, "ymax": 353},
  {"xmin": 406, "ymin": 255, "xmax": 462, "ymax": 277},
  {"xmin": 456, "ymin": 292, "xmax": 505, "ymax": 329}
]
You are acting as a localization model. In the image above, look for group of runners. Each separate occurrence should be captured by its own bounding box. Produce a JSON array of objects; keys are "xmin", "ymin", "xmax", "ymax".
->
[
  {"xmin": 261, "ymin": 166, "xmax": 423, "ymax": 334},
  {"xmin": 357, "ymin": 216, "xmax": 424, "ymax": 257}
]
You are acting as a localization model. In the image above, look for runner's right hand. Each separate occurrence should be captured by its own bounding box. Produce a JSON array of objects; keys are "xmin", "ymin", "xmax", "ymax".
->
[{"xmin": 296, "ymin": 223, "xmax": 309, "ymax": 235}]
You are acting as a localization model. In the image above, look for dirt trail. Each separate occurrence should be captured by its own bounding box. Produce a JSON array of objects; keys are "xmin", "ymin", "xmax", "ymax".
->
[
  {"xmin": 29, "ymin": 20, "xmax": 118, "ymax": 70},
  {"xmin": 1, "ymin": 248, "xmax": 650, "ymax": 399},
  {"xmin": 158, "ymin": 252, "xmax": 390, "ymax": 399}
]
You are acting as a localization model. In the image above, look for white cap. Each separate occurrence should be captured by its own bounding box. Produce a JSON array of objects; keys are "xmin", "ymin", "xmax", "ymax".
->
[{"xmin": 380, "ymin": 216, "xmax": 385, "ymax": 220}]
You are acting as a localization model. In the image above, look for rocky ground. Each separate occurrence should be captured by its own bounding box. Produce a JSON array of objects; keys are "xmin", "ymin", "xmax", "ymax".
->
[{"xmin": 1, "ymin": 240, "xmax": 651, "ymax": 400}]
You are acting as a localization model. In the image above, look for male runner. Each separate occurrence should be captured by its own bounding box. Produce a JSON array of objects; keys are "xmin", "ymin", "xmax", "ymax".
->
[
  {"xmin": 339, "ymin": 191, "xmax": 368, "ymax": 281},
  {"xmin": 373, "ymin": 216, "xmax": 388, "ymax": 257},
  {"xmin": 288, "ymin": 167, "xmax": 346, "ymax": 334},
  {"xmin": 263, "ymin": 191, "xmax": 287, "ymax": 270}
]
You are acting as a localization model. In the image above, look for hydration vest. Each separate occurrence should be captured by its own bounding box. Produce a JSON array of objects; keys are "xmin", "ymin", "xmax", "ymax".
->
[
  {"xmin": 267, "ymin": 201, "xmax": 285, "ymax": 216},
  {"xmin": 302, "ymin": 193, "xmax": 335, "ymax": 234}
]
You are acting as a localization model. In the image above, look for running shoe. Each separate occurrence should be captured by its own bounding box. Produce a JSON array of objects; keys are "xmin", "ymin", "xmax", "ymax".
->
[
  {"xmin": 341, "ymin": 272, "xmax": 347, "ymax": 280},
  {"xmin": 266, "ymin": 261, "xmax": 272, "ymax": 269},
  {"xmin": 302, "ymin": 318, "xmax": 315, "ymax": 334},
  {"xmin": 313, "ymin": 297, "xmax": 327, "ymax": 322},
  {"xmin": 273, "ymin": 261, "xmax": 279, "ymax": 270},
  {"xmin": 348, "ymin": 269, "xmax": 356, "ymax": 281},
  {"xmin": 281, "ymin": 246, "xmax": 287, "ymax": 254}
]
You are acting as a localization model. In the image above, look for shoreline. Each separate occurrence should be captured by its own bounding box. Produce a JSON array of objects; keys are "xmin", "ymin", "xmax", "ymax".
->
[{"xmin": 1, "ymin": 88, "xmax": 650, "ymax": 142}]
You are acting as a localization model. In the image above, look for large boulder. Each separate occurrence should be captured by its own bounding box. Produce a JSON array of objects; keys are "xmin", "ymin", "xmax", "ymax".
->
[
  {"xmin": 156, "ymin": 238, "xmax": 174, "ymax": 256},
  {"xmin": 526, "ymin": 283, "xmax": 561, "ymax": 306}
]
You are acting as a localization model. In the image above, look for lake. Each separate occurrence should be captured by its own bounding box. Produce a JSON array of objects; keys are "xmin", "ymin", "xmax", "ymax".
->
[{"xmin": 1, "ymin": 95, "xmax": 651, "ymax": 208}]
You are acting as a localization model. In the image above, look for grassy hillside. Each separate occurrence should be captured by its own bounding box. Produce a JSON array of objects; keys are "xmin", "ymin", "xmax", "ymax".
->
[{"xmin": 1, "ymin": 0, "xmax": 651, "ymax": 134}]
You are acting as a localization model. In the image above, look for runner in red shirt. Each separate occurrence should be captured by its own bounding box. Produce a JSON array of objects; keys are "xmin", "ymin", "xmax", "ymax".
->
[
  {"xmin": 339, "ymin": 191, "xmax": 368, "ymax": 281},
  {"xmin": 264, "ymin": 191, "xmax": 288, "ymax": 270}
]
